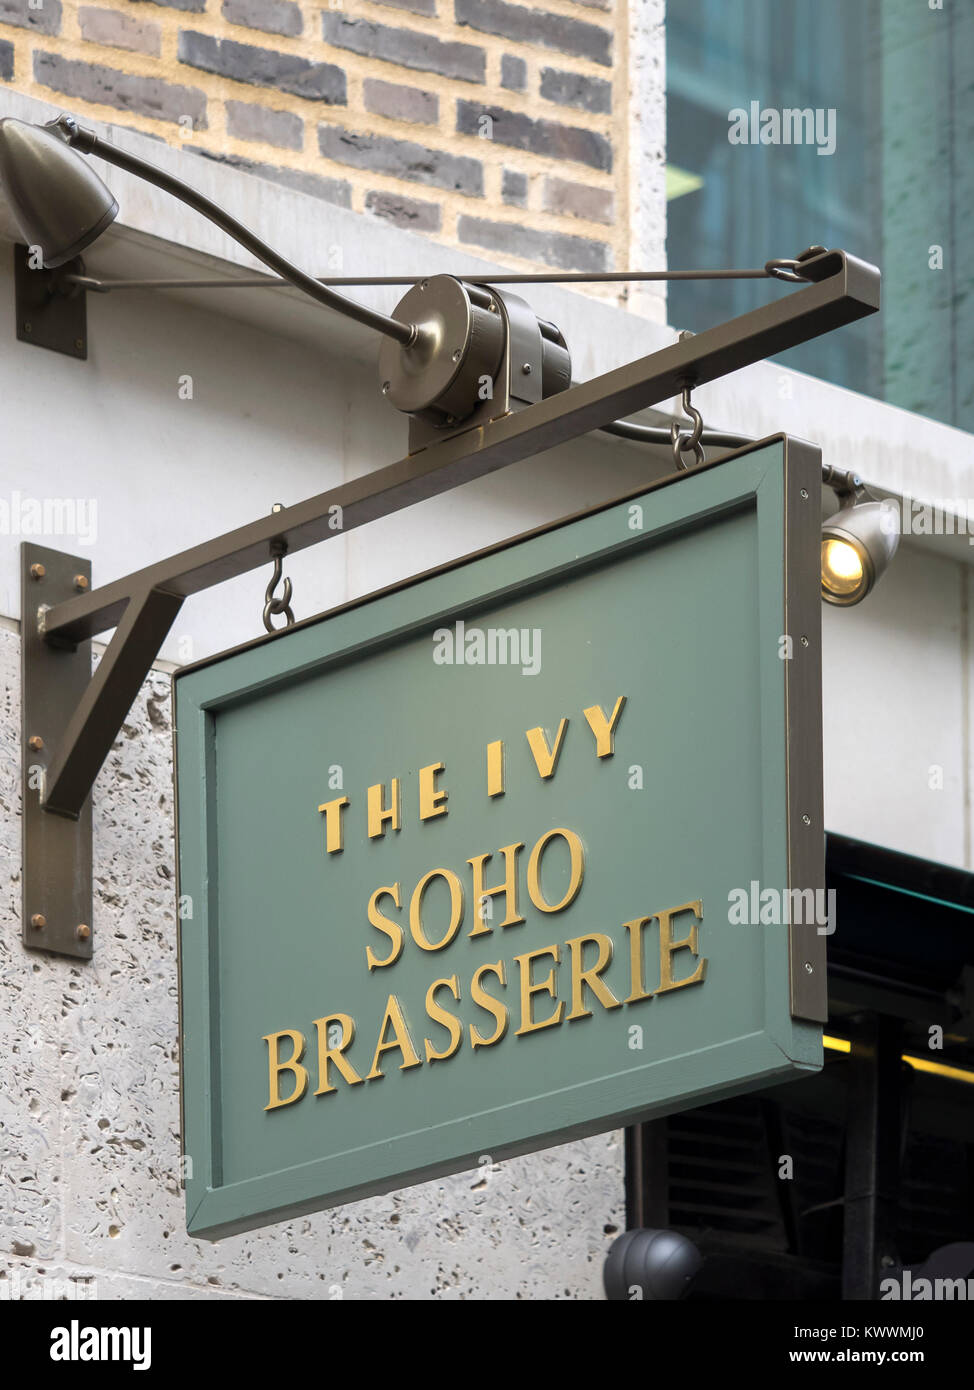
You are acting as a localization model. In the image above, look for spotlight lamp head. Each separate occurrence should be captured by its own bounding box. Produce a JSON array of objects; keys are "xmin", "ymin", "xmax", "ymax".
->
[
  {"xmin": 0, "ymin": 115, "xmax": 117, "ymax": 267},
  {"xmin": 821, "ymin": 496, "xmax": 899, "ymax": 607}
]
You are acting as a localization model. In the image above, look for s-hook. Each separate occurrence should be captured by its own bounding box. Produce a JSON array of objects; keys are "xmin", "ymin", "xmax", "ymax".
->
[
  {"xmin": 263, "ymin": 503, "xmax": 295, "ymax": 633},
  {"xmin": 670, "ymin": 384, "xmax": 705, "ymax": 470}
]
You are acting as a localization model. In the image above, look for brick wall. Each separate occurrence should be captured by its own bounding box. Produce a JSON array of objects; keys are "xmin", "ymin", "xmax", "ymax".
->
[{"xmin": 0, "ymin": 0, "xmax": 646, "ymax": 281}]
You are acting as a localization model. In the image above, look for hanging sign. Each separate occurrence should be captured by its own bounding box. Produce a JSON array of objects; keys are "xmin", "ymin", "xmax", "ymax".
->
[{"xmin": 175, "ymin": 438, "xmax": 826, "ymax": 1239}]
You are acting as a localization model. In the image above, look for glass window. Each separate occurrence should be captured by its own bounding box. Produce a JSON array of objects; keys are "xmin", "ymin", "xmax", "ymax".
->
[{"xmin": 666, "ymin": 0, "xmax": 973, "ymax": 432}]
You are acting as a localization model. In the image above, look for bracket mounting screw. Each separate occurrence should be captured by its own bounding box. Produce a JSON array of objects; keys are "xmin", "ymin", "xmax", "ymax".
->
[
  {"xmin": 73, "ymin": 574, "xmax": 89, "ymax": 591},
  {"xmin": 76, "ymin": 924, "xmax": 91, "ymax": 941},
  {"xmin": 30, "ymin": 563, "xmax": 45, "ymax": 580},
  {"xmin": 30, "ymin": 914, "xmax": 46, "ymax": 930},
  {"xmin": 28, "ymin": 735, "xmax": 44, "ymax": 751}
]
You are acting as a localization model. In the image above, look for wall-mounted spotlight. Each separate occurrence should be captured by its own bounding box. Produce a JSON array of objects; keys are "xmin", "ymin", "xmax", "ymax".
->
[
  {"xmin": 820, "ymin": 467, "xmax": 900, "ymax": 606},
  {"xmin": 0, "ymin": 113, "xmax": 571, "ymax": 454},
  {"xmin": 0, "ymin": 113, "xmax": 880, "ymax": 464},
  {"xmin": 0, "ymin": 116, "xmax": 118, "ymax": 266}
]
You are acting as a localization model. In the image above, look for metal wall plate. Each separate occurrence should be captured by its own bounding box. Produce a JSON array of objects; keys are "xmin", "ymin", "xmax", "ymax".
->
[
  {"xmin": 14, "ymin": 243, "xmax": 87, "ymax": 360},
  {"xmin": 21, "ymin": 543, "xmax": 93, "ymax": 959}
]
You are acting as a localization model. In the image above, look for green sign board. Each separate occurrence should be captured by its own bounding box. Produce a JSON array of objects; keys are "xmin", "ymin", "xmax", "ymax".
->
[{"xmin": 175, "ymin": 438, "xmax": 826, "ymax": 1240}]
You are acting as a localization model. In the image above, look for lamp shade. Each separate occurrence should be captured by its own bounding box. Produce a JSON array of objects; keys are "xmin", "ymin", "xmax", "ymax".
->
[
  {"xmin": 821, "ymin": 498, "xmax": 900, "ymax": 606},
  {"xmin": 0, "ymin": 117, "xmax": 117, "ymax": 267}
]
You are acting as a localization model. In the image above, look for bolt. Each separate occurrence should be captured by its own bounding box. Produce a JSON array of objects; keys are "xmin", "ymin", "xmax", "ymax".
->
[
  {"xmin": 804, "ymin": 961, "xmax": 813, "ymax": 974},
  {"xmin": 452, "ymin": 349, "xmax": 462, "ymax": 362},
  {"xmin": 74, "ymin": 338, "xmax": 84, "ymax": 352},
  {"xmin": 73, "ymin": 574, "xmax": 89, "ymax": 591},
  {"xmin": 30, "ymin": 563, "xmax": 46, "ymax": 580},
  {"xmin": 800, "ymin": 635, "xmax": 809, "ymax": 648},
  {"xmin": 76, "ymin": 923, "xmax": 91, "ymax": 941},
  {"xmin": 28, "ymin": 735, "xmax": 44, "ymax": 752},
  {"xmin": 419, "ymin": 279, "xmax": 428, "ymax": 291},
  {"xmin": 487, "ymin": 301, "xmax": 497, "ymax": 312},
  {"xmin": 802, "ymin": 813, "xmax": 811, "ymax": 826},
  {"xmin": 23, "ymin": 322, "xmax": 32, "ymax": 335},
  {"xmin": 800, "ymin": 488, "xmax": 809, "ymax": 500},
  {"xmin": 381, "ymin": 381, "xmax": 390, "ymax": 395},
  {"xmin": 679, "ymin": 330, "xmax": 694, "ymax": 342},
  {"xmin": 30, "ymin": 914, "xmax": 46, "ymax": 930},
  {"xmin": 271, "ymin": 502, "xmax": 284, "ymax": 514},
  {"xmin": 521, "ymin": 362, "xmax": 532, "ymax": 375}
]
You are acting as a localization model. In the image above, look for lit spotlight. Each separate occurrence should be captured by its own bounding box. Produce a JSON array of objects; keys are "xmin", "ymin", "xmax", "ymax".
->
[{"xmin": 821, "ymin": 498, "xmax": 899, "ymax": 606}]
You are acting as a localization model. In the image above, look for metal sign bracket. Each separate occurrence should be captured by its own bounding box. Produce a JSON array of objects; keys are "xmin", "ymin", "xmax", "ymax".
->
[
  {"xmin": 14, "ymin": 243, "xmax": 88, "ymax": 360},
  {"xmin": 19, "ymin": 248, "xmax": 880, "ymax": 958},
  {"xmin": 21, "ymin": 543, "xmax": 93, "ymax": 958}
]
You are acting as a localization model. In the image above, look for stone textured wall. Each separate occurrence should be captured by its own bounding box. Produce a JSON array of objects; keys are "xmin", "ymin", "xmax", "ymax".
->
[
  {"xmin": 0, "ymin": 626, "xmax": 624, "ymax": 1300},
  {"xmin": 0, "ymin": 0, "xmax": 652, "ymax": 278}
]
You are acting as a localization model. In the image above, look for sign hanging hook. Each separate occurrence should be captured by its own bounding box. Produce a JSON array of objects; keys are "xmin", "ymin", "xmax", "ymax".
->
[
  {"xmin": 262, "ymin": 503, "xmax": 295, "ymax": 633},
  {"xmin": 670, "ymin": 384, "xmax": 705, "ymax": 470}
]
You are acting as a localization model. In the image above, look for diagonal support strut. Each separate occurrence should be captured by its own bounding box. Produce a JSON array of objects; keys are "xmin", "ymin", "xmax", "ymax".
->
[{"xmin": 41, "ymin": 586, "xmax": 185, "ymax": 819}]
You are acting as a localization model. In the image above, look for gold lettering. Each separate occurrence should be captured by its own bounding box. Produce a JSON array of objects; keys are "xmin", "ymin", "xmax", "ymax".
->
[
  {"xmin": 317, "ymin": 796, "xmax": 349, "ymax": 853},
  {"xmin": 514, "ymin": 944, "xmax": 564, "ymax": 1035},
  {"xmin": 419, "ymin": 762, "xmax": 449, "ymax": 821},
  {"xmin": 527, "ymin": 828, "xmax": 584, "ymax": 913},
  {"xmin": 423, "ymin": 976, "xmax": 463, "ymax": 1063},
  {"xmin": 582, "ymin": 696, "xmax": 627, "ymax": 757},
  {"xmin": 525, "ymin": 719, "xmax": 568, "ymax": 779},
  {"xmin": 565, "ymin": 933, "xmax": 621, "ymax": 1020},
  {"xmin": 367, "ymin": 778, "xmax": 401, "ymax": 839},
  {"xmin": 263, "ymin": 1029, "xmax": 309, "ymax": 1110},
  {"xmin": 486, "ymin": 739, "xmax": 505, "ymax": 797},
  {"xmin": 366, "ymin": 995, "xmax": 422, "ymax": 1079},
  {"xmin": 312, "ymin": 1013, "xmax": 363, "ymax": 1094},
  {"xmin": 366, "ymin": 883, "xmax": 404, "ymax": 971},
  {"xmin": 657, "ymin": 900, "xmax": 707, "ymax": 993},
  {"xmin": 467, "ymin": 842, "xmax": 524, "ymax": 936},
  {"xmin": 623, "ymin": 915, "xmax": 656, "ymax": 1003},
  {"xmin": 409, "ymin": 868, "xmax": 465, "ymax": 951},
  {"xmin": 469, "ymin": 961, "xmax": 509, "ymax": 1049}
]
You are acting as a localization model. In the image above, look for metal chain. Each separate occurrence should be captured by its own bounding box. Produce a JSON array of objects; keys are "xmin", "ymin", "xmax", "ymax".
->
[{"xmin": 262, "ymin": 504, "xmax": 295, "ymax": 633}]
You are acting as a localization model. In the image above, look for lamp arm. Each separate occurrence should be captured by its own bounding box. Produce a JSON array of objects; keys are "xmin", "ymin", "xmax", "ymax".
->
[{"xmin": 51, "ymin": 116, "xmax": 416, "ymax": 347}]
